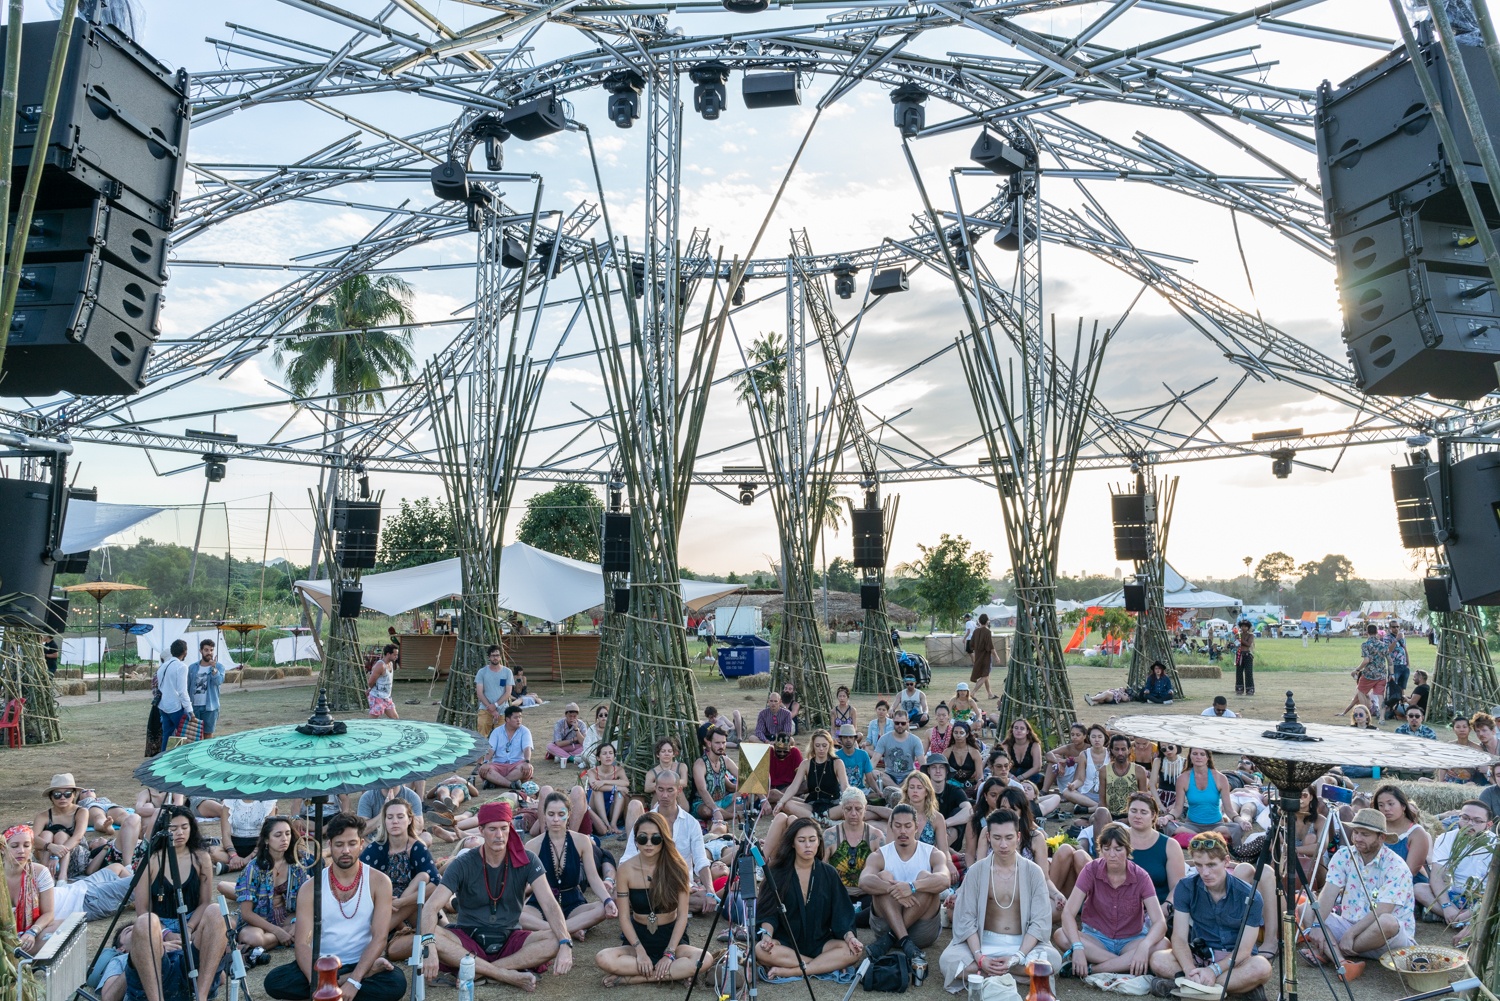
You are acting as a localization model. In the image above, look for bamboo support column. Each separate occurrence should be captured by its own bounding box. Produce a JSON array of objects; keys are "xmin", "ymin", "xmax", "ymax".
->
[
  {"xmin": 1431, "ymin": 605, "xmax": 1500, "ymax": 719},
  {"xmin": 1124, "ymin": 475, "xmax": 1183, "ymax": 696},
  {"xmin": 0, "ymin": 628, "xmax": 60, "ymax": 744},
  {"xmin": 853, "ymin": 498, "xmax": 902, "ymax": 694}
]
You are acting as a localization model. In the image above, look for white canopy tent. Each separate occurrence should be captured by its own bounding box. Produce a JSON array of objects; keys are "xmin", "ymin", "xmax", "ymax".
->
[
  {"xmin": 295, "ymin": 541, "xmax": 744, "ymax": 621},
  {"xmin": 60, "ymin": 501, "xmax": 165, "ymax": 552},
  {"xmin": 1088, "ymin": 564, "xmax": 1242, "ymax": 610}
]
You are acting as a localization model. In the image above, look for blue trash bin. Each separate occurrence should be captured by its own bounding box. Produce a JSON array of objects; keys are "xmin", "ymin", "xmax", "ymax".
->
[{"xmin": 717, "ymin": 634, "xmax": 770, "ymax": 679}]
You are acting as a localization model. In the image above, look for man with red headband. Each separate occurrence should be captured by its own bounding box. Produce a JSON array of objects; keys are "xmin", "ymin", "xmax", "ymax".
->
[{"xmin": 419, "ymin": 801, "xmax": 573, "ymax": 990}]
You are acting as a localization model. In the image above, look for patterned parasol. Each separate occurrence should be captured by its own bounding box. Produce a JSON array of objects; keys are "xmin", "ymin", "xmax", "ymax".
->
[
  {"xmin": 132, "ymin": 691, "xmax": 486, "ymax": 798},
  {"xmin": 60, "ymin": 580, "xmax": 150, "ymax": 701}
]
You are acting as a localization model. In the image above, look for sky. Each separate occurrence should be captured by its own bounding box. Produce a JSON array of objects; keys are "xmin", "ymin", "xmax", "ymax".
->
[{"xmin": 6, "ymin": 0, "xmax": 1449, "ymax": 588}]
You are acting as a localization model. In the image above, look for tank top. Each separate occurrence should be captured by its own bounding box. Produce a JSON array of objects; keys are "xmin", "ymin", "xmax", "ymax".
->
[
  {"xmin": 1157, "ymin": 756, "xmax": 1184, "ymax": 803},
  {"xmin": 1104, "ymin": 763, "xmax": 1137, "ymax": 816},
  {"xmin": 947, "ymin": 748, "xmax": 978, "ymax": 788},
  {"xmin": 928, "ymin": 725, "xmax": 953, "ymax": 756},
  {"xmin": 369, "ymin": 667, "xmax": 393, "ymax": 701},
  {"xmin": 1184, "ymin": 770, "xmax": 1221, "ymax": 825},
  {"xmin": 702, "ymin": 755, "xmax": 732, "ymax": 801},
  {"xmin": 828, "ymin": 831, "xmax": 872, "ymax": 889},
  {"xmin": 1387, "ymin": 825, "xmax": 1413, "ymax": 861},
  {"xmin": 149, "ymin": 855, "xmax": 202, "ymax": 922},
  {"xmin": 806, "ymin": 758, "xmax": 840, "ymax": 804},
  {"xmin": 318, "ymin": 865, "xmax": 375, "ymax": 965},
  {"xmin": 1079, "ymin": 749, "xmax": 1103, "ymax": 795},
  {"xmin": 879, "ymin": 841, "xmax": 936, "ymax": 885},
  {"xmin": 540, "ymin": 833, "xmax": 582, "ymax": 899},
  {"xmin": 833, "ymin": 704, "xmax": 855, "ymax": 729},
  {"xmin": 1131, "ymin": 831, "xmax": 1170, "ymax": 902}
]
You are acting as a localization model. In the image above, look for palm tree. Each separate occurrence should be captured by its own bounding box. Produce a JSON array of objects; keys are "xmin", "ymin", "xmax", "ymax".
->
[{"xmin": 737, "ymin": 332, "xmax": 786, "ymax": 404}]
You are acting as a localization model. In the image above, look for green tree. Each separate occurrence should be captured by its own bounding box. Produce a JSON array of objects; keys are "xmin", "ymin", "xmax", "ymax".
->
[
  {"xmin": 516, "ymin": 482, "xmax": 605, "ymax": 562},
  {"xmin": 737, "ymin": 332, "xmax": 786, "ymax": 403},
  {"xmin": 1084, "ymin": 606, "xmax": 1137, "ymax": 666},
  {"xmin": 1295, "ymin": 554, "xmax": 1371, "ymax": 611},
  {"xmin": 825, "ymin": 557, "xmax": 860, "ymax": 593},
  {"xmin": 900, "ymin": 534, "xmax": 992, "ymax": 630},
  {"xmin": 1254, "ymin": 551, "xmax": 1296, "ymax": 596},
  {"xmin": 377, "ymin": 497, "xmax": 457, "ymax": 570},
  {"xmin": 274, "ymin": 274, "xmax": 417, "ymax": 407}
]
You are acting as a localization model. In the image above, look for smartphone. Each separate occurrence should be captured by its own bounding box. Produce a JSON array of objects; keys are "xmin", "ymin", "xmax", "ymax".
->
[{"xmin": 1321, "ymin": 783, "xmax": 1354, "ymax": 804}]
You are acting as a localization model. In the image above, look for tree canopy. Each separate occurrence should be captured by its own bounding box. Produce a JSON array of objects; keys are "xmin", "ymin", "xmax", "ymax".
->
[
  {"xmin": 901, "ymin": 534, "xmax": 992, "ymax": 629},
  {"xmin": 377, "ymin": 497, "xmax": 458, "ymax": 570},
  {"xmin": 1254, "ymin": 551, "xmax": 1296, "ymax": 595},
  {"xmin": 274, "ymin": 273, "xmax": 417, "ymax": 410},
  {"xmin": 515, "ymin": 482, "xmax": 605, "ymax": 562}
]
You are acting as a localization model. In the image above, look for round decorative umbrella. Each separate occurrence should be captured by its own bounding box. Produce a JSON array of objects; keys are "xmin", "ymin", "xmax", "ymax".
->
[
  {"xmin": 1111, "ymin": 692, "xmax": 1495, "ymax": 1001},
  {"xmin": 105, "ymin": 623, "xmax": 153, "ymax": 693},
  {"xmin": 214, "ymin": 623, "xmax": 265, "ymax": 687},
  {"xmin": 61, "ymin": 581, "xmax": 149, "ymax": 701},
  {"xmin": 134, "ymin": 691, "xmax": 486, "ymax": 966}
]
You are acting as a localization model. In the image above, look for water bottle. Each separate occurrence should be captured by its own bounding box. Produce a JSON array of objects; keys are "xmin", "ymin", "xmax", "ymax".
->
[
  {"xmin": 457, "ymin": 954, "xmax": 475, "ymax": 1001},
  {"xmin": 967, "ymin": 974, "xmax": 984, "ymax": 1001}
]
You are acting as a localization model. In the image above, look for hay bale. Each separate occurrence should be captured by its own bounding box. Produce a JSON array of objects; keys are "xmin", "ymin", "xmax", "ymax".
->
[
  {"xmin": 1177, "ymin": 664, "xmax": 1222, "ymax": 680},
  {"xmin": 123, "ymin": 677, "xmax": 154, "ymax": 692},
  {"xmin": 737, "ymin": 674, "xmax": 771, "ymax": 690},
  {"xmin": 284, "ymin": 666, "xmax": 313, "ymax": 678},
  {"xmin": 55, "ymin": 668, "xmax": 83, "ymax": 680},
  {"xmin": 54, "ymin": 680, "xmax": 86, "ymax": 697},
  {"xmin": 1386, "ymin": 779, "xmax": 1473, "ymax": 817}
]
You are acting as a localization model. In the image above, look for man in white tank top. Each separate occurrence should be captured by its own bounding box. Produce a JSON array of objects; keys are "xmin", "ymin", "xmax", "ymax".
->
[
  {"xmin": 265, "ymin": 813, "xmax": 405, "ymax": 1001},
  {"xmin": 858, "ymin": 804, "xmax": 952, "ymax": 957}
]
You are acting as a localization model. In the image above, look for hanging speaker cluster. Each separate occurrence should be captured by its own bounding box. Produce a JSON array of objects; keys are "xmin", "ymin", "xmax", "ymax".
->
[
  {"xmin": 334, "ymin": 499, "xmax": 380, "ymax": 570},
  {"xmin": 851, "ymin": 508, "xmax": 885, "ymax": 569},
  {"xmin": 1391, "ymin": 460, "xmax": 1439, "ymax": 549},
  {"xmin": 602, "ymin": 511, "xmax": 631, "ymax": 574},
  {"xmin": 1110, "ymin": 492, "xmax": 1155, "ymax": 562}
]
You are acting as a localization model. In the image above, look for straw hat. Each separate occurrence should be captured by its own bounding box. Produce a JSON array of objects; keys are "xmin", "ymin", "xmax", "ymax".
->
[
  {"xmin": 1346, "ymin": 808, "xmax": 1388, "ymax": 834},
  {"xmin": 44, "ymin": 773, "xmax": 79, "ymax": 797}
]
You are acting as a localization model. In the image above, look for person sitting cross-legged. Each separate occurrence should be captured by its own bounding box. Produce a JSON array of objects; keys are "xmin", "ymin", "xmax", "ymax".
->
[
  {"xmin": 753, "ymin": 817, "xmax": 865, "ymax": 980},
  {"xmin": 417, "ymin": 801, "xmax": 571, "ymax": 991},
  {"xmin": 1415, "ymin": 798, "xmax": 1496, "ymax": 945},
  {"xmin": 126, "ymin": 807, "xmax": 228, "ymax": 1001},
  {"xmin": 478, "ymin": 706, "xmax": 535, "ymax": 789},
  {"xmin": 1148, "ymin": 831, "xmax": 1272, "ymax": 1001},
  {"xmin": 521, "ymin": 792, "xmax": 617, "ymax": 940},
  {"xmin": 859, "ymin": 804, "xmax": 953, "ymax": 962},
  {"xmin": 264, "ymin": 814, "xmax": 405, "ymax": 1001},
  {"xmin": 1053, "ymin": 823, "xmax": 1166, "ymax": 978},
  {"xmin": 232, "ymin": 817, "xmax": 310, "ymax": 957},
  {"xmin": 1297, "ymin": 808, "xmax": 1414, "ymax": 970}
]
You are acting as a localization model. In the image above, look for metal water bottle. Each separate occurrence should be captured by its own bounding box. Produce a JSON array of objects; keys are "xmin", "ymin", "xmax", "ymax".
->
[{"xmin": 457, "ymin": 954, "xmax": 475, "ymax": 1001}]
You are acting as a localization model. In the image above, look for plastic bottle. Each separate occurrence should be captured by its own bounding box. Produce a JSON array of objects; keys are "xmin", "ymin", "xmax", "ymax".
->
[{"xmin": 457, "ymin": 954, "xmax": 475, "ymax": 1001}]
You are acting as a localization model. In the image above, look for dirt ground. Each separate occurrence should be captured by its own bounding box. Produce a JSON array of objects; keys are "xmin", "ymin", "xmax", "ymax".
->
[{"xmin": 0, "ymin": 654, "xmax": 1475, "ymax": 1001}]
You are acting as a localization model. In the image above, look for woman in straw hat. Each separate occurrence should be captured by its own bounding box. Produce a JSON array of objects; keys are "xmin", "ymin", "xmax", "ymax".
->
[{"xmin": 32, "ymin": 774, "xmax": 90, "ymax": 881}]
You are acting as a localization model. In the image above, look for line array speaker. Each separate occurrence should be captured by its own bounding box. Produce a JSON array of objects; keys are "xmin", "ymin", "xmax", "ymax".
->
[
  {"xmin": 860, "ymin": 583, "xmax": 882, "ymax": 611},
  {"xmin": 0, "ymin": 477, "xmax": 59, "ymax": 628},
  {"xmin": 1113, "ymin": 526, "xmax": 1150, "ymax": 563},
  {"xmin": 851, "ymin": 509, "xmax": 885, "ymax": 569},
  {"xmin": 43, "ymin": 591, "xmax": 68, "ymax": 635},
  {"xmin": 602, "ymin": 512, "xmax": 632, "ymax": 574},
  {"xmin": 1425, "ymin": 451, "xmax": 1500, "ymax": 605},
  {"xmin": 1391, "ymin": 462, "xmax": 1439, "ymax": 549},
  {"xmin": 333, "ymin": 499, "xmax": 382, "ymax": 534},
  {"xmin": 1123, "ymin": 583, "xmax": 1148, "ymax": 613},
  {"xmin": 335, "ymin": 531, "xmax": 378, "ymax": 570}
]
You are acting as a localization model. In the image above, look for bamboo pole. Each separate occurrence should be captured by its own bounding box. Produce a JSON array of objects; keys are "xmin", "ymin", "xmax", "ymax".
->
[
  {"xmin": 0, "ymin": 1, "xmax": 79, "ymax": 367},
  {"xmin": 0, "ymin": 0, "xmax": 27, "ymax": 323}
]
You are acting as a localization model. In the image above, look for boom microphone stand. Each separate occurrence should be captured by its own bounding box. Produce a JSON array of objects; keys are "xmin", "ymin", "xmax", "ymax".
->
[{"xmin": 685, "ymin": 796, "xmax": 761, "ymax": 1001}]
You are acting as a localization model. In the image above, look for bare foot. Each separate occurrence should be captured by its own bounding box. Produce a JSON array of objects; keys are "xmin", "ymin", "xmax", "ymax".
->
[
  {"xmin": 601, "ymin": 975, "xmax": 621, "ymax": 988},
  {"xmin": 575, "ymin": 928, "xmax": 587, "ymax": 941},
  {"xmin": 495, "ymin": 970, "xmax": 537, "ymax": 992}
]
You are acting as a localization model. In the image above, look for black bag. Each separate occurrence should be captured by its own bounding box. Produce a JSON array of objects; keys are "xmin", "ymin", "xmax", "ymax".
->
[
  {"xmin": 862, "ymin": 952, "xmax": 910, "ymax": 993},
  {"xmin": 964, "ymin": 638, "xmax": 974, "ymax": 654}
]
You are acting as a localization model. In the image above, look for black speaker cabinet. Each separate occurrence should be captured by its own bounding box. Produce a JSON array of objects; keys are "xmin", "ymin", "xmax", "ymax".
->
[
  {"xmin": 1334, "ymin": 210, "xmax": 1496, "ymax": 289},
  {"xmin": 43, "ymin": 591, "xmax": 68, "ymax": 634},
  {"xmin": 742, "ymin": 72, "xmax": 801, "ymax": 109},
  {"xmin": 335, "ymin": 531, "xmax": 378, "ymax": 570},
  {"xmin": 54, "ymin": 550, "xmax": 90, "ymax": 575},
  {"xmin": 970, "ymin": 132, "xmax": 1028, "ymax": 176},
  {"xmin": 500, "ymin": 96, "xmax": 567, "ymax": 140},
  {"xmin": 851, "ymin": 509, "xmax": 885, "ymax": 569},
  {"xmin": 0, "ymin": 477, "xmax": 59, "ymax": 628},
  {"xmin": 612, "ymin": 586, "xmax": 630, "ymax": 615},
  {"xmin": 1123, "ymin": 583, "xmax": 1148, "ymax": 613},
  {"xmin": 1425, "ymin": 575, "xmax": 1457, "ymax": 614},
  {"xmin": 333, "ymin": 499, "xmax": 381, "ymax": 534},
  {"xmin": 1428, "ymin": 451, "xmax": 1500, "ymax": 605},
  {"xmin": 0, "ymin": 19, "xmax": 190, "ymax": 230},
  {"xmin": 11, "ymin": 197, "xmax": 170, "ymax": 283},
  {"xmin": 860, "ymin": 583, "xmax": 882, "ymax": 611},
  {"xmin": 1391, "ymin": 463, "xmax": 1439, "ymax": 549},
  {"xmin": 870, "ymin": 268, "xmax": 909, "ymax": 295},
  {"xmin": 601, "ymin": 512, "xmax": 631, "ymax": 574},
  {"xmin": 1111, "ymin": 492, "xmax": 1156, "ymax": 526},
  {"xmin": 338, "ymin": 586, "xmax": 364, "ymax": 619},
  {"xmin": 1316, "ymin": 33, "xmax": 1500, "ymax": 225},
  {"xmin": 1113, "ymin": 525, "xmax": 1150, "ymax": 563}
]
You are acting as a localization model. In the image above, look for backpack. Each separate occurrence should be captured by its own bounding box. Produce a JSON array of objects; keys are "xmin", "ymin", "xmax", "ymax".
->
[{"xmin": 862, "ymin": 952, "xmax": 910, "ymax": 993}]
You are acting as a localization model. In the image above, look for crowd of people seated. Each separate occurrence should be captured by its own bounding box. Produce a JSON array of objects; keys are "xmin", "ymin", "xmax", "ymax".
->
[{"xmin": 12, "ymin": 666, "xmax": 1499, "ymax": 1001}]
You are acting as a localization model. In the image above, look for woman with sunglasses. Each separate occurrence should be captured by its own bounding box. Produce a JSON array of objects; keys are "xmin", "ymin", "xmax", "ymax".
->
[
  {"xmin": 595, "ymin": 813, "xmax": 710, "ymax": 985},
  {"xmin": 523, "ymin": 793, "xmax": 617, "ymax": 940},
  {"xmin": 581, "ymin": 706, "xmax": 610, "ymax": 766},
  {"xmin": 33, "ymin": 775, "xmax": 91, "ymax": 881},
  {"xmin": 1149, "ymin": 743, "xmax": 1184, "ymax": 815},
  {"xmin": 754, "ymin": 817, "xmax": 864, "ymax": 980},
  {"xmin": 129, "ymin": 807, "xmax": 227, "ymax": 1001},
  {"xmin": 231, "ymin": 817, "xmax": 307, "ymax": 956}
]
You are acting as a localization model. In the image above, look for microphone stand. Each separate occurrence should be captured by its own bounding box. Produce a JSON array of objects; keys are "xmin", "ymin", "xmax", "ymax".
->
[
  {"xmin": 757, "ymin": 851, "xmax": 819, "ymax": 1001},
  {"xmin": 76, "ymin": 816, "xmax": 174, "ymax": 1001},
  {"xmin": 218, "ymin": 896, "xmax": 251, "ymax": 1001},
  {"xmin": 161, "ymin": 823, "xmax": 203, "ymax": 999},
  {"xmin": 685, "ymin": 796, "xmax": 761, "ymax": 1001}
]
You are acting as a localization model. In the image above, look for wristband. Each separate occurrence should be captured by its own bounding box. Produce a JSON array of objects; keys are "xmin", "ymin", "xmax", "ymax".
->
[
  {"xmin": 1071, "ymin": 942, "xmax": 1083, "ymax": 951},
  {"xmin": 1210, "ymin": 962, "xmax": 1222, "ymax": 977},
  {"xmin": 344, "ymin": 978, "xmax": 362, "ymax": 991},
  {"xmin": 663, "ymin": 951, "xmax": 676, "ymax": 962},
  {"xmin": 559, "ymin": 939, "xmax": 572, "ymax": 948},
  {"xmin": 908, "ymin": 881, "xmax": 917, "ymax": 895}
]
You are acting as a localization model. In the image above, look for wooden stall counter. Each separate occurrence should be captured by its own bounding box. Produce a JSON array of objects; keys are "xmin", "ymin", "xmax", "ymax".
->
[
  {"xmin": 395, "ymin": 632, "xmax": 456, "ymax": 679},
  {"xmin": 504, "ymin": 633, "xmax": 601, "ymax": 683}
]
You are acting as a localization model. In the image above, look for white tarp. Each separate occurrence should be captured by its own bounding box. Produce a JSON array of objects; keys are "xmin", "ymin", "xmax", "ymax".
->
[
  {"xmin": 295, "ymin": 541, "xmax": 743, "ymax": 622},
  {"xmin": 273, "ymin": 635, "xmax": 320, "ymax": 663},
  {"xmin": 1089, "ymin": 563, "xmax": 1242, "ymax": 610},
  {"xmin": 131, "ymin": 618, "xmax": 238, "ymax": 667},
  {"xmin": 61, "ymin": 637, "xmax": 104, "ymax": 665},
  {"xmin": 60, "ymin": 502, "xmax": 165, "ymax": 552}
]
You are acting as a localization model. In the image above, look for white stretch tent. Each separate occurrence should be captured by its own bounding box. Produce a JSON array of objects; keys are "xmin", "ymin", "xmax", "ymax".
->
[
  {"xmin": 295, "ymin": 541, "xmax": 743, "ymax": 621},
  {"xmin": 132, "ymin": 618, "xmax": 239, "ymax": 667},
  {"xmin": 272, "ymin": 635, "xmax": 319, "ymax": 663},
  {"xmin": 60, "ymin": 501, "xmax": 165, "ymax": 552},
  {"xmin": 1088, "ymin": 564, "xmax": 1242, "ymax": 610}
]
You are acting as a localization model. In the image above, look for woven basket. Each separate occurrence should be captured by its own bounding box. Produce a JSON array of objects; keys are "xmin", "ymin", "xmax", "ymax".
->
[{"xmin": 1378, "ymin": 945, "xmax": 1470, "ymax": 993}]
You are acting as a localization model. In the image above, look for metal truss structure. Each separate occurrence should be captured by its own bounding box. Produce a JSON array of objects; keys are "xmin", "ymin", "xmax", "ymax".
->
[{"xmin": 5, "ymin": 1, "xmax": 1495, "ymax": 520}]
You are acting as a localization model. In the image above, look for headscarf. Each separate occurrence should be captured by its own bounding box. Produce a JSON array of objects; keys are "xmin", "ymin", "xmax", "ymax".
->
[
  {"xmin": 475, "ymin": 801, "xmax": 528, "ymax": 867},
  {"xmin": 5, "ymin": 824, "xmax": 39, "ymax": 932}
]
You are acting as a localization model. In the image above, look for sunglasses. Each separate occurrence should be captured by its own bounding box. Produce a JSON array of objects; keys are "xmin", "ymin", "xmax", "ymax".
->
[
  {"xmin": 635, "ymin": 833, "xmax": 664, "ymax": 846},
  {"xmin": 1188, "ymin": 833, "xmax": 1226, "ymax": 851},
  {"xmin": 50, "ymin": 791, "xmax": 73, "ymax": 799},
  {"xmin": 1407, "ymin": 714, "xmax": 1422, "ymax": 720}
]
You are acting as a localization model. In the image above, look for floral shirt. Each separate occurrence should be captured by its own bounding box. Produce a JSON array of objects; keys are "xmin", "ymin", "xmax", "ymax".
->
[
  {"xmin": 1359, "ymin": 638, "xmax": 1390, "ymax": 681},
  {"xmin": 235, "ymin": 858, "xmax": 311, "ymax": 927},
  {"xmin": 1323, "ymin": 844, "xmax": 1415, "ymax": 941},
  {"xmin": 1395, "ymin": 723, "xmax": 1438, "ymax": 740},
  {"xmin": 361, "ymin": 839, "xmax": 439, "ymax": 898}
]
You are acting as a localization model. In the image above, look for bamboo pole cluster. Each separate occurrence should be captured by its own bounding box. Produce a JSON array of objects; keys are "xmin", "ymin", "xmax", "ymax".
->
[
  {"xmin": 1124, "ymin": 474, "xmax": 1183, "ymax": 697},
  {"xmin": 1431, "ymin": 605, "xmax": 1500, "ymax": 720},
  {"xmin": 958, "ymin": 318, "xmax": 1112, "ymax": 746},
  {"xmin": 0, "ymin": 628, "xmax": 60, "ymax": 744},
  {"xmin": 579, "ymin": 244, "xmax": 726, "ymax": 786}
]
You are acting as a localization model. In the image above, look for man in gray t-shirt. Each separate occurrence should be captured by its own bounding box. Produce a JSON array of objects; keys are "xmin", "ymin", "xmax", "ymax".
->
[
  {"xmin": 356, "ymin": 784, "xmax": 423, "ymax": 822},
  {"xmin": 873, "ymin": 711, "xmax": 925, "ymax": 803},
  {"xmin": 474, "ymin": 645, "xmax": 514, "ymax": 738}
]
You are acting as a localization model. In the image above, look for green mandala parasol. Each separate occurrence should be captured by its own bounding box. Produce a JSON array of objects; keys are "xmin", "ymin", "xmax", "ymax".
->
[{"xmin": 134, "ymin": 691, "xmax": 487, "ymax": 798}]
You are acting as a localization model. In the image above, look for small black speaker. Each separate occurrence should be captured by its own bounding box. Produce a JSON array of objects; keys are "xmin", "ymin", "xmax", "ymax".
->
[
  {"xmin": 43, "ymin": 591, "xmax": 68, "ymax": 634},
  {"xmin": 1391, "ymin": 463, "xmax": 1439, "ymax": 549},
  {"xmin": 851, "ymin": 509, "xmax": 885, "ymax": 569},
  {"xmin": 1113, "ymin": 525, "xmax": 1150, "ymax": 562},
  {"xmin": 970, "ymin": 132, "xmax": 1029, "ymax": 175},
  {"xmin": 1425, "ymin": 575, "xmax": 1457, "ymax": 613},
  {"xmin": 1428, "ymin": 451, "xmax": 1500, "ymax": 604},
  {"xmin": 430, "ymin": 159, "xmax": 469, "ymax": 201},
  {"xmin": 339, "ymin": 587, "xmax": 364, "ymax": 619},
  {"xmin": 601, "ymin": 512, "xmax": 631, "ymax": 574},
  {"xmin": 54, "ymin": 550, "xmax": 90, "ymax": 575},
  {"xmin": 500, "ymin": 236, "xmax": 528, "ymax": 270},
  {"xmin": 333, "ymin": 499, "xmax": 381, "ymax": 534},
  {"xmin": 612, "ymin": 587, "xmax": 630, "ymax": 614},
  {"xmin": 742, "ymin": 72, "xmax": 801, "ymax": 109},
  {"xmin": 500, "ymin": 96, "xmax": 567, "ymax": 140},
  {"xmin": 870, "ymin": 268, "xmax": 908, "ymax": 295},
  {"xmin": 1123, "ymin": 583, "xmax": 1147, "ymax": 613},
  {"xmin": 0, "ymin": 477, "xmax": 59, "ymax": 628},
  {"xmin": 860, "ymin": 583, "xmax": 881, "ymax": 610}
]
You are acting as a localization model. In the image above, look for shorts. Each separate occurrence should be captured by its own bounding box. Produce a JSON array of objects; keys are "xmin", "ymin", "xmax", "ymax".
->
[
  {"xmin": 477, "ymin": 707, "xmax": 501, "ymax": 738},
  {"xmin": 1082, "ymin": 923, "xmax": 1148, "ymax": 955},
  {"xmin": 368, "ymin": 693, "xmax": 396, "ymax": 716},
  {"xmin": 192, "ymin": 707, "xmax": 219, "ymax": 734},
  {"xmin": 443, "ymin": 926, "xmax": 533, "ymax": 973},
  {"xmin": 489, "ymin": 761, "xmax": 528, "ymax": 779},
  {"xmin": 1313, "ymin": 912, "xmax": 1414, "ymax": 957},
  {"xmin": 1356, "ymin": 677, "xmax": 1387, "ymax": 697},
  {"xmin": 230, "ymin": 835, "xmax": 259, "ymax": 858}
]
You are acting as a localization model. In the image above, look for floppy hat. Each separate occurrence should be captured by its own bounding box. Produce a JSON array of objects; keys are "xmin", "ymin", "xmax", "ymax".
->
[{"xmin": 44, "ymin": 773, "xmax": 79, "ymax": 797}]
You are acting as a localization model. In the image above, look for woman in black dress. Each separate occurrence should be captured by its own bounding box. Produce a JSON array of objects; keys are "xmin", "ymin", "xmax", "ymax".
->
[
  {"xmin": 594, "ymin": 812, "xmax": 709, "ymax": 985},
  {"xmin": 754, "ymin": 817, "xmax": 864, "ymax": 979}
]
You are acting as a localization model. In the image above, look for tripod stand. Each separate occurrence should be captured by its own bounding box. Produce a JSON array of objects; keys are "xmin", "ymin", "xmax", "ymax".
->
[{"xmin": 686, "ymin": 798, "xmax": 762, "ymax": 1001}]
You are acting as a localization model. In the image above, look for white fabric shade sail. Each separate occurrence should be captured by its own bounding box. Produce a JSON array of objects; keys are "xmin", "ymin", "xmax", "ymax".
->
[
  {"xmin": 295, "ymin": 541, "xmax": 743, "ymax": 621},
  {"xmin": 60, "ymin": 501, "xmax": 165, "ymax": 552},
  {"xmin": 1088, "ymin": 563, "xmax": 1242, "ymax": 610}
]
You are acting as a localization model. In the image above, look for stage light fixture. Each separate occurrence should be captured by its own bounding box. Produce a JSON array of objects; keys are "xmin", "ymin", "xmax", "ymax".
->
[
  {"xmin": 1271, "ymin": 448, "xmax": 1295, "ymax": 479},
  {"xmin": 732, "ymin": 281, "xmax": 745, "ymax": 306},
  {"xmin": 606, "ymin": 71, "xmax": 644, "ymax": 129},
  {"xmin": 948, "ymin": 228, "xmax": 970, "ymax": 270},
  {"xmin": 738, "ymin": 482, "xmax": 756, "ymax": 505},
  {"xmin": 691, "ymin": 62, "xmax": 730, "ymax": 120},
  {"xmin": 631, "ymin": 261, "xmax": 646, "ymax": 299},
  {"xmin": 483, "ymin": 135, "xmax": 504, "ymax": 171},
  {"xmin": 204, "ymin": 452, "xmax": 227, "ymax": 483},
  {"xmin": 891, "ymin": 83, "xmax": 927, "ymax": 137},
  {"xmin": 430, "ymin": 158, "xmax": 469, "ymax": 201},
  {"xmin": 833, "ymin": 260, "xmax": 857, "ymax": 299},
  {"xmin": 536, "ymin": 239, "xmax": 563, "ymax": 278}
]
